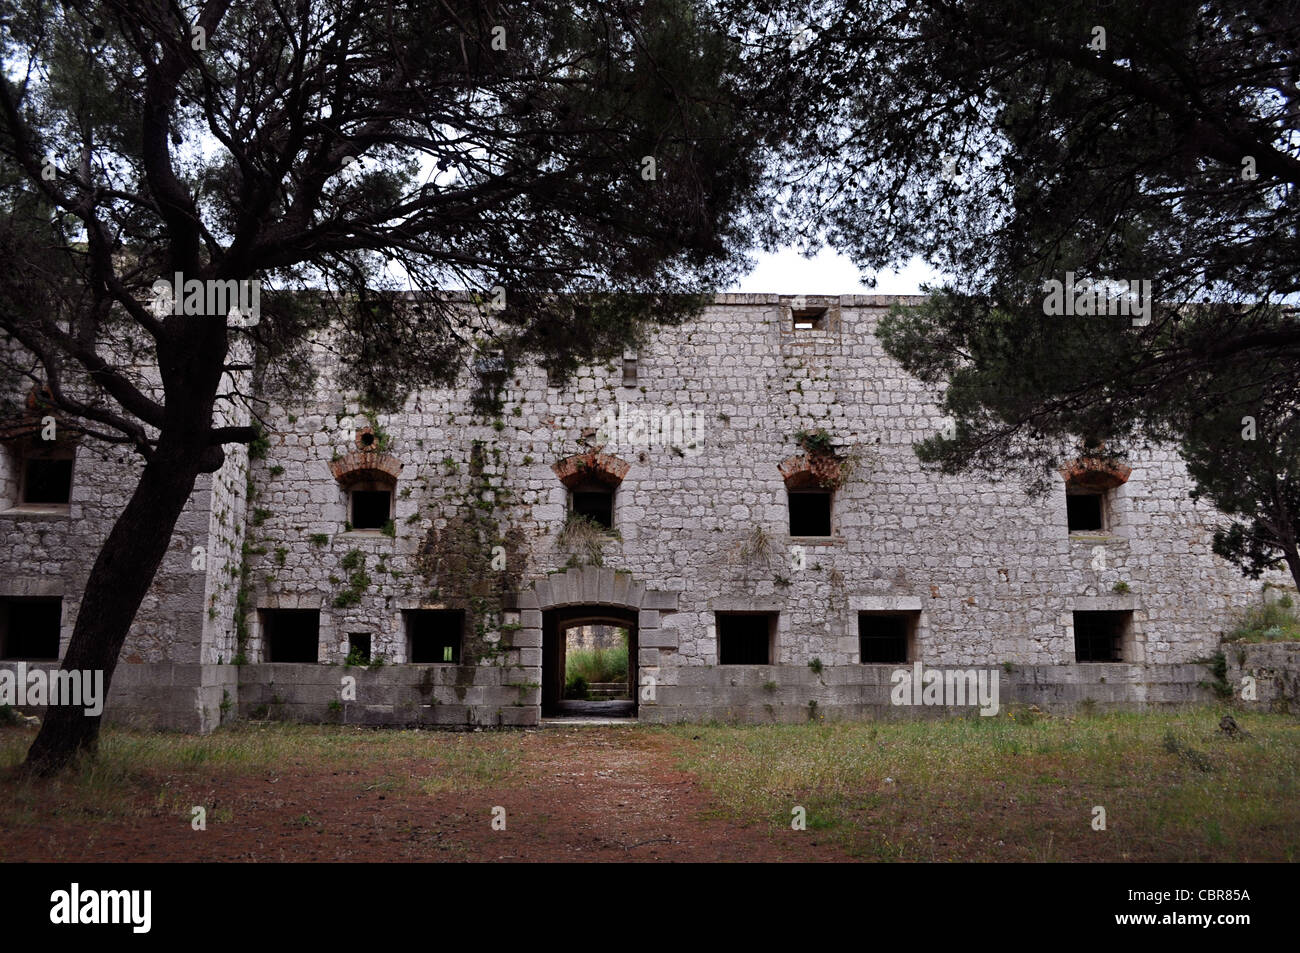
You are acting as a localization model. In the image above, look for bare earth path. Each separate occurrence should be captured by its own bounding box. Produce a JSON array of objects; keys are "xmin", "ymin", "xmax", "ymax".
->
[{"xmin": 1, "ymin": 726, "xmax": 848, "ymax": 862}]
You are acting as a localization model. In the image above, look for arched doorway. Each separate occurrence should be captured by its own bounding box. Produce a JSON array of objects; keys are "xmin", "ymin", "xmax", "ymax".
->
[
  {"xmin": 543, "ymin": 605, "xmax": 638, "ymax": 717},
  {"xmin": 511, "ymin": 566, "xmax": 680, "ymax": 723}
]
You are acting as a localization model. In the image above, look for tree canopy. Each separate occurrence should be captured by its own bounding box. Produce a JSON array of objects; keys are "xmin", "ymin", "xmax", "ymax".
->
[
  {"xmin": 0, "ymin": 0, "xmax": 785, "ymax": 773},
  {"xmin": 759, "ymin": 0, "xmax": 1300, "ymax": 587}
]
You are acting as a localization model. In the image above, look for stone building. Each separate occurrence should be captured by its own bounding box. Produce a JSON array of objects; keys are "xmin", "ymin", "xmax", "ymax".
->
[{"xmin": 0, "ymin": 294, "xmax": 1285, "ymax": 730}]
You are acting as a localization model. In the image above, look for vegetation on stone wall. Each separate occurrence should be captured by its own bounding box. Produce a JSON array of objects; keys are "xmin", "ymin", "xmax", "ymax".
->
[
  {"xmin": 414, "ymin": 438, "xmax": 526, "ymax": 667},
  {"xmin": 1226, "ymin": 596, "xmax": 1299, "ymax": 643}
]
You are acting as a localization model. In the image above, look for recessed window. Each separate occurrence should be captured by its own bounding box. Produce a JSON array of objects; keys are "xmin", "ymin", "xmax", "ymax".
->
[
  {"xmin": 0, "ymin": 598, "xmax": 62, "ymax": 660},
  {"xmin": 1066, "ymin": 490, "xmax": 1105, "ymax": 532},
  {"xmin": 347, "ymin": 632, "xmax": 371, "ymax": 663},
  {"xmin": 859, "ymin": 612, "xmax": 915, "ymax": 663},
  {"xmin": 788, "ymin": 489, "xmax": 832, "ymax": 537},
  {"xmin": 571, "ymin": 482, "xmax": 614, "ymax": 530},
  {"xmin": 1073, "ymin": 610, "xmax": 1130, "ymax": 662},
  {"xmin": 406, "ymin": 610, "xmax": 464, "ymax": 663},
  {"xmin": 622, "ymin": 353, "xmax": 638, "ymax": 386},
  {"xmin": 717, "ymin": 612, "xmax": 776, "ymax": 664},
  {"xmin": 350, "ymin": 489, "xmax": 392, "ymax": 530},
  {"xmin": 20, "ymin": 453, "xmax": 73, "ymax": 505},
  {"xmin": 261, "ymin": 609, "xmax": 319, "ymax": 662},
  {"xmin": 792, "ymin": 307, "xmax": 828, "ymax": 331}
]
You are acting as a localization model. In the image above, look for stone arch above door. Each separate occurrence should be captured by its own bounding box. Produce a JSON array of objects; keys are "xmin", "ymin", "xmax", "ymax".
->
[{"xmin": 505, "ymin": 566, "xmax": 681, "ymax": 663}]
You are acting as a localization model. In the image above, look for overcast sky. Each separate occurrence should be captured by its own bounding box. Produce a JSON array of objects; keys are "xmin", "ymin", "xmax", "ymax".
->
[{"xmin": 729, "ymin": 247, "xmax": 942, "ymax": 295}]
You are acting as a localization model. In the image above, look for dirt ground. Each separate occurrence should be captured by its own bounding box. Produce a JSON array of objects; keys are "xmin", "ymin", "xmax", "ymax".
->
[{"xmin": 0, "ymin": 725, "xmax": 849, "ymax": 862}]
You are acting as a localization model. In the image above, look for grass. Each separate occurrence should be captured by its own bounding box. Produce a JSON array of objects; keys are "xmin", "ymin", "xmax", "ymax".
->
[
  {"xmin": 0, "ymin": 722, "xmax": 527, "ymax": 838},
  {"xmin": 2, "ymin": 709, "xmax": 1296, "ymax": 862},
  {"xmin": 666, "ymin": 708, "xmax": 1300, "ymax": 861},
  {"xmin": 566, "ymin": 646, "xmax": 628, "ymax": 685},
  {"xmin": 1226, "ymin": 598, "xmax": 1300, "ymax": 643}
]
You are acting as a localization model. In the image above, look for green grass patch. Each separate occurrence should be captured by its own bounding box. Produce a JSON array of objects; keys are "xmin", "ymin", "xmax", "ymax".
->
[
  {"xmin": 566, "ymin": 645, "xmax": 628, "ymax": 685},
  {"xmin": 665, "ymin": 708, "xmax": 1300, "ymax": 861},
  {"xmin": 1227, "ymin": 598, "xmax": 1300, "ymax": 643}
]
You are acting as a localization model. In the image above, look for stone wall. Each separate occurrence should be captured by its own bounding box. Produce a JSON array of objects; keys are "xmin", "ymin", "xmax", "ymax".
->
[
  {"xmin": 1224, "ymin": 641, "xmax": 1300, "ymax": 714},
  {"xmin": 0, "ymin": 295, "xmax": 1290, "ymax": 729}
]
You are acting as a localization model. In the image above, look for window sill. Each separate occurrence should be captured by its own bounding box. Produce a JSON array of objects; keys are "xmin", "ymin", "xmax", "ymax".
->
[
  {"xmin": 789, "ymin": 535, "xmax": 841, "ymax": 545},
  {"xmin": 0, "ymin": 505, "xmax": 70, "ymax": 519}
]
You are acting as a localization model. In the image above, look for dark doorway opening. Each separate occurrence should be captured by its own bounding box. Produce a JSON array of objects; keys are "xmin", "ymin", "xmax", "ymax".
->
[
  {"xmin": 858, "ymin": 612, "xmax": 916, "ymax": 663},
  {"xmin": 542, "ymin": 605, "xmax": 638, "ymax": 718},
  {"xmin": 405, "ymin": 609, "xmax": 464, "ymax": 663},
  {"xmin": 1074, "ymin": 610, "xmax": 1131, "ymax": 662},
  {"xmin": 261, "ymin": 609, "xmax": 320, "ymax": 662},
  {"xmin": 717, "ymin": 612, "xmax": 776, "ymax": 664},
  {"xmin": 0, "ymin": 598, "xmax": 62, "ymax": 660}
]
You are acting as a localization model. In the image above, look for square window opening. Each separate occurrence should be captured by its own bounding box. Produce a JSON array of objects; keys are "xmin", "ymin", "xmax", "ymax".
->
[
  {"xmin": 1066, "ymin": 490, "xmax": 1105, "ymax": 532},
  {"xmin": 1073, "ymin": 610, "xmax": 1131, "ymax": 662},
  {"xmin": 792, "ymin": 307, "xmax": 828, "ymax": 331},
  {"xmin": 261, "ymin": 609, "xmax": 320, "ymax": 663},
  {"xmin": 347, "ymin": 632, "xmax": 371, "ymax": 663},
  {"xmin": 0, "ymin": 598, "xmax": 62, "ymax": 660},
  {"xmin": 406, "ymin": 610, "xmax": 464, "ymax": 663},
  {"xmin": 22, "ymin": 456, "xmax": 73, "ymax": 504},
  {"xmin": 717, "ymin": 612, "xmax": 777, "ymax": 665},
  {"xmin": 571, "ymin": 485, "xmax": 614, "ymax": 530},
  {"xmin": 789, "ymin": 489, "xmax": 832, "ymax": 537},
  {"xmin": 858, "ymin": 612, "xmax": 916, "ymax": 664},
  {"xmin": 351, "ymin": 489, "xmax": 392, "ymax": 530}
]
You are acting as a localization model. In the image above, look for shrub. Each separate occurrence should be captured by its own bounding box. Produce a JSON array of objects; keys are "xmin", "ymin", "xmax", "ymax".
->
[
  {"xmin": 1226, "ymin": 601, "xmax": 1300, "ymax": 643},
  {"xmin": 566, "ymin": 646, "xmax": 628, "ymax": 684}
]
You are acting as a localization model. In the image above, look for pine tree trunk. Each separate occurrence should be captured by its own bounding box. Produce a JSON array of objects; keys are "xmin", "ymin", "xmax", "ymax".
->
[{"xmin": 22, "ymin": 443, "xmax": 204, "ymax": 776}]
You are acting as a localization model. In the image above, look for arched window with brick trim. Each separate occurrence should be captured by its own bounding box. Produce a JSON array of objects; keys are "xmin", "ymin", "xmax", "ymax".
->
[
  {"xmin": 329, "ymin": 430, "xmax": 403, "ymax": 532},
  {"xmin": 552, "ymin": 451, "xmax": 629, "ymax": 531},
  {"xmin": 1060, "ymin": 457, "xmax": 1131, "ymax": 534}
]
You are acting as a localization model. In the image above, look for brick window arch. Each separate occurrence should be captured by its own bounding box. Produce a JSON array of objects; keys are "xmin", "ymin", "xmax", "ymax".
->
[
  {"xmin": 330, "ymin": 444, "xmax": 403, "ymax": 531},
  {"xmin": 1060, "ymin": 457, "xmax": 1131, "ymax": 533},
  {"xmin": 779, "ymin": 453, "xmax": 843, "ymax": 538},
  {"xmin": 552, "ymin": 451, "xmax": 629, "ymax": 531}
]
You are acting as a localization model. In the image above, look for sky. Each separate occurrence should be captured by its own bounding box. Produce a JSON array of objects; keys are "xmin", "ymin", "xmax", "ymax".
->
[{"xmin": 728, "ymin": 247, "xmax": 942, "ymax": 296}]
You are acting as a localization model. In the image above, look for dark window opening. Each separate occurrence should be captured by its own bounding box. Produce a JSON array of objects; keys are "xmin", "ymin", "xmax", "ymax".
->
[
  {"xmin": 22, "ymin": 456, "xmax": 73, "ymax": 504},
  {"xmin": 406, "ymin": 610, "xmax": 464, "ymax": 663},
  {"xmin": 0, "ymin": 598, "xmax": 62, "ymax": 660},
  {"xmin": 572, "ymin": 486, "xmax": 614, "ymax": 530},
  {"xmin": 717, "ymin": 613, "xmax": 776, "ymax": 665},
  {"xmin": 1066, "ymin": 491, "xmax": 1104, "ymax": 532},
  {"xmin": 262, "ymin": 609, "xmax": 319, "ymax": 662},
  {"xmin": 1074, "ymin": 611, "xmax": 1130, "ymax": 662},
  {"xmin": 792, "ymin": 307, "xmax": 828, "ymax": 331},
  {"xmin": 347, "ymin": 632, "xmax": 371, "ymax": 663},
  {"xmin": 622, "ymin": 356, "xmax": 638, "ymax": 386},
  {"xmin": 351, "ymin": 489, "xmax": 391, "ymax": 530},
  {"xmin": 859, "ymin": 612, "xmax": 914, "ymax": 664},
  {"xmin": 789, "ymin": 489, "xmax": 832, "ymax": 537}
]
